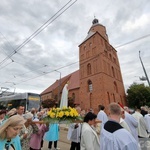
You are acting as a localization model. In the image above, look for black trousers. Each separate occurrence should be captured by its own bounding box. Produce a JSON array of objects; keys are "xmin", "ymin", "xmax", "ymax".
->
[
  {"xmin": 70, "ymin": 142, "xmax": 80, "ymax": 150},
  {"xmin": 48, "ymin": 141, "xmax": 57, "ymax": 148}
]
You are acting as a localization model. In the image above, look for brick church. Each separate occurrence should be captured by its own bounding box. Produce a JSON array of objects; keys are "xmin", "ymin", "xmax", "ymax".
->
[{"xmin": 41, "ymin": 18, "xmax": 126, "ymax": 112}]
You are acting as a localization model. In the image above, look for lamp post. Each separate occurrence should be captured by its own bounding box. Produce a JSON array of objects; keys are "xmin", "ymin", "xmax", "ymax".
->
[
  {"xmin": 139, "ymin": 51, "xmax": 150, "ymax": 87},
  {"xmin": 54, "ymin": 70, "xmax": 61, "ymax": 104}
]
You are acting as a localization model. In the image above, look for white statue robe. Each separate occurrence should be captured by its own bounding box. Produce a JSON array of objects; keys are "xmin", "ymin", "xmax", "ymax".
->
[
  {"xmin": 81, "ymin": 122, "xmax": 100, "ymax": 150},
  {"xmin": 60, "ymin": 84, "xmax": 68, "ymax": 109},
  {"xmin": 100, "ymin": 120, "xmax": 139, "ymax": 150},
  {"xmin": 124, "ymin": 111, "xmax": 139, "ymax": 142}
]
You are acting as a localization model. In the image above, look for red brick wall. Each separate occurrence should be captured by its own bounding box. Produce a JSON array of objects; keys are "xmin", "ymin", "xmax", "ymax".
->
[
  {"xmin": 41, "ymin": 21, "xmax": 126, "ymax": 113},
  {"xmin": 79, "ymin": 23, "xmax": 126, "ymax": 113}
]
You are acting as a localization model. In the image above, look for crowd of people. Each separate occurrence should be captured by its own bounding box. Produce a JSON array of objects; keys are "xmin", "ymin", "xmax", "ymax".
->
[{"xmin": 0, "ymin": 102, "xmax": 150, "ymax": 150}]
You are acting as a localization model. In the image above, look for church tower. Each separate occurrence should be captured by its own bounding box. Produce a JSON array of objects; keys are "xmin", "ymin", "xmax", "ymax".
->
[{"xmin": 79, "ymin": 18, "xmax": 126, "ymax": 112}]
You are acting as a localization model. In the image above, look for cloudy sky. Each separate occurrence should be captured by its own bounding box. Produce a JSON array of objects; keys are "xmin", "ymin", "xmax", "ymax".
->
[{"xmin": 0, "ymin": 0, "xmax": 150, "ymax": 94}]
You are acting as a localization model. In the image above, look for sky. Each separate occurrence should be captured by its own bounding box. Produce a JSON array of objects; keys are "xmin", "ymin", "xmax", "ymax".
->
[{"xmin": 0, "ymin": 0, "xmax": 150, "ymax": 95}]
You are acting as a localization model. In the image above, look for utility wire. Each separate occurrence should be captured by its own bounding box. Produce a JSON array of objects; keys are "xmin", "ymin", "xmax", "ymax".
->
[
  {"xmin": 0, "ymin": 61, "xmax": 13, "ymax": 70},
  {"xmin": 11, "ymin": 32, "xmax": 150, "ymax": 85},
  {"xmin": 2, "ymin": 32, "xmax": 150, "ymax": 86},
  {"xmin": 4, "ymin": 59, "xmax": 78, "ymax": 84},
  {"xmin": 0, "ymin": 32, "xmax": 43, "ymax": 69},
  {"xmin": 0, "ymin": 0, "xmax": 77, "ymax": 66},
  {"xmin": 8, "ymin": 61, "xmax": 79, "ymax": 85},
  {"xmin": 115, "ymin": 34, "xmax": 150, "ymax": 49},
  {"xmin": 0, "ymin": 31, "xmax": 15, "ymax": 51}
]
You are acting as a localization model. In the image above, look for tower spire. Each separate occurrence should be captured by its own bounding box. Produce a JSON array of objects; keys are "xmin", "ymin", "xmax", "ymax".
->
[{"xmin": 92, "ymin": 17, "xmax": 99, "ymax": 25}]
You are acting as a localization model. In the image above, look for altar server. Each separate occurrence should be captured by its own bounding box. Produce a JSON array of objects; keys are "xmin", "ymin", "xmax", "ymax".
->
[
  {"xmin": 100, "ymin": 103, "xmax": 138, "ymax": 150},
  {"xmin": 124, "ymin": 106, "xmax": 139, "ymax": 142}
]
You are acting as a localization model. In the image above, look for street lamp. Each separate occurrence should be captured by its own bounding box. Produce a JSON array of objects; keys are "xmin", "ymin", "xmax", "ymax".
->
[
  {"xmin": 139, "ymin": 51, "xmax": 150, "ymax": 87},
  {"xmin": 54, "ymin": 70, "xmax": 61, "ymax": 104},
  {"xmin": 134, "ymin": 76, "xmax": 147, "ymax": 81}
]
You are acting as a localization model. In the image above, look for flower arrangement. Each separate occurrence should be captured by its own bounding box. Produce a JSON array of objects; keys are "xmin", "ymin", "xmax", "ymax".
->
[{"xmin": 43, "ymin": 107, "xmax": 83, "ymax": 124}]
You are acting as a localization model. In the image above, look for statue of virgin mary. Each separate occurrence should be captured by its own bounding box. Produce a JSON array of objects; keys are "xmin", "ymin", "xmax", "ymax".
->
[{"xmin": 60, "ymin": 83, "xmax": 68, "ymax": 109}]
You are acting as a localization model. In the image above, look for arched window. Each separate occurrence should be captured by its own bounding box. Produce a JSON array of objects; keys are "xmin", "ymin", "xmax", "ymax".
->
[
  {"xmin": 113, "ymin": 57, "xmax": 116, "ymax": 63},
  {"xmin": 88, "ymin": 80, "xmax": 93, "ymax": 92},
  {"xmin": 109, "ymin": 54, "xmax": 112, "ymax": 60},
  {"xmin": 54, "ymin": 95, "xmax": 58, "ymax": 101},
  {"xmin": 87, "ymin": 63, "xmax": 92, "ymax": 75},
  {"xmin": 89, "ymin": 43, "xmax": 92, "ymax": 47},
  {"xmin": 114, "ymin": 81, "xmax": 118, "ymax": 93},
  {"xmin": 101, "ymin": 39, "xmax": 103, "ymax": 46},
  {"xmin": 113, "ymin": 93, "xmax": 115, "ymax": 102},
  {"xmin": 104, "ymin": 50, "xmax": 108, "ymax": 57},
  {"xmin": 107, "ymin": 92, "xmax": 110, "ymax": 104},
  {"xmin": 112, "ymin": 66, "xmax": 115, "ymax": 77},
  {"xmin": 120, "ymin": 95, "xmax": 123, "ymax": 105},
  {"xmin": 72, "ymin": 93, "xmax": 75, "ymax": 100}
]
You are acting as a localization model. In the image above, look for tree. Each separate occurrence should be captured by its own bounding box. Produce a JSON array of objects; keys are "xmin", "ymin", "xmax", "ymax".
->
[
  {"xmin": 41, "ymin": 99, "xmax": 56, "ymax": 108},
  {"xmin": 127, "ymin": 83, "xmax": 150, "ymax": 108}
]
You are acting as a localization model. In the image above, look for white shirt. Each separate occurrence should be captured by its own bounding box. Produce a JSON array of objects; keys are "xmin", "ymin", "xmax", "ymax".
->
[
  {"xmin": 132, "ymin": 111, "xmax": 148, "ymax": 138},
  {"xmin": 97, "ymin": 110, "xmax": 108, "ymax": 125},
  {"xmin": 124, "ymin": 111, "xmax": 139, "ymax": 142},
  {"xmin": 67, "ymin": 123, "xmax": 81, "ymax": 143},
  {"xmin": 144, "ymin": 114, "xmax": 150, "ymax": 133}
]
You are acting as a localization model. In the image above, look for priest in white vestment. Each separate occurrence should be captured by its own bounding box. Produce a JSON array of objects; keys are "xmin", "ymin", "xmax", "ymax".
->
[
  {"xmin": 100, "ymin": 103, "xmax": 139, "ymax": 150},
  {"xmin": 132, "ymin": 107, "xmax": 149, "ymax": 138},
  {"xmin": 124, "ymin": 107, "xmax": 139, "ymax": 143},
  {"xmin": 97, "ymin": 105, "xmax": 108, "ymax": 126},
  {"xmin": 144, "ymin": 113, "xmax": 150, "ymax": 134}
]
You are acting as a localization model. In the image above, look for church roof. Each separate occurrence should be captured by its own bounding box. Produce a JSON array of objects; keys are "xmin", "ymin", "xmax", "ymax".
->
[
  {"xmin": 79, "ymin": 18, "xmax": 105, "ymax": 46},
  {"xmin": 40, "ymin": 70, "xmax": 79, "ymax": 95},
  {"xmin": 81, "ymin": 31, "xmax": 96, "ymax": 44}
]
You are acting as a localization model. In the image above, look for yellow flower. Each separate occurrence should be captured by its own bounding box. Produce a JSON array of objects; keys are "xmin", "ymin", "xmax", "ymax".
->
[
  {"xmin": 47, "ymin": 110, "xmax": 52, "ymax": 116},
  {"xmin": 58, "ymin": 111, "xmax": 64, "ymax": 118},
  {"xmin": 70, "ymin": 111, "xmax": 74, "ymax": 117},
  {"xmin": 45, "ymin": 107, "xmax": 80, "ymax": 123},
  {"xmin": 62, "ymin": 106, "xmax": 67, "ymax": 110},
  {"xmin": 50, "ymin": 112, "xmax": 55, "ymax": 118},
  {"xmin": 56, "ymin": 108, "xmax": 61, "ymax": 111},
  {"xmin": 65, "ymin": 111, "xmax": 70, "ymax": 116}
]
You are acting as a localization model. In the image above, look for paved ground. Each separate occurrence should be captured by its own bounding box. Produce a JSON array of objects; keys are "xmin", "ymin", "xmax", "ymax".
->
[{"xmin": 42, "ymin": 124, "xmax": 71, "ymax": 150}]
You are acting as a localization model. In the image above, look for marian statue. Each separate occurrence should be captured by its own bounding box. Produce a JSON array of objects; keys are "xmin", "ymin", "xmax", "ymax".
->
[{"xmin": 60, "ymin": 83, "xmax": 68, "ymax": 109}]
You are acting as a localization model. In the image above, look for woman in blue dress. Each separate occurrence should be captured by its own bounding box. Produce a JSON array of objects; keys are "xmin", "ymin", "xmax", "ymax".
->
[{"xmin": 44, "ymin": 123, "xmax": 60, "ymax": 150}]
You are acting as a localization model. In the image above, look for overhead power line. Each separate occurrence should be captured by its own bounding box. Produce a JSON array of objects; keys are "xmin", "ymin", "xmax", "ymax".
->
[
  {"xmin": 0, "ymin": 0, "xmax": 77, "ymax": 67},
  {"xmin": 12, "ymin": 32, "xmax": 150, "ymax": 85},
  {"xmin": 115, "ymin": 34, "xmax": 150, "ymax": 49},
  {"xmin": 2, "ymin": 31, "xmax": 150, "ymax": 86},
  {"xmin": 8, "ymin": 61, "xmax": 79, "ymax": 86}
]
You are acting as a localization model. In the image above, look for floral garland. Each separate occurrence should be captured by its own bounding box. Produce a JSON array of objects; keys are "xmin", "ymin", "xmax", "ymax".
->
[{"xmin": 43, "ymin": 107, "xmax": 83, "ymax": 124}]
